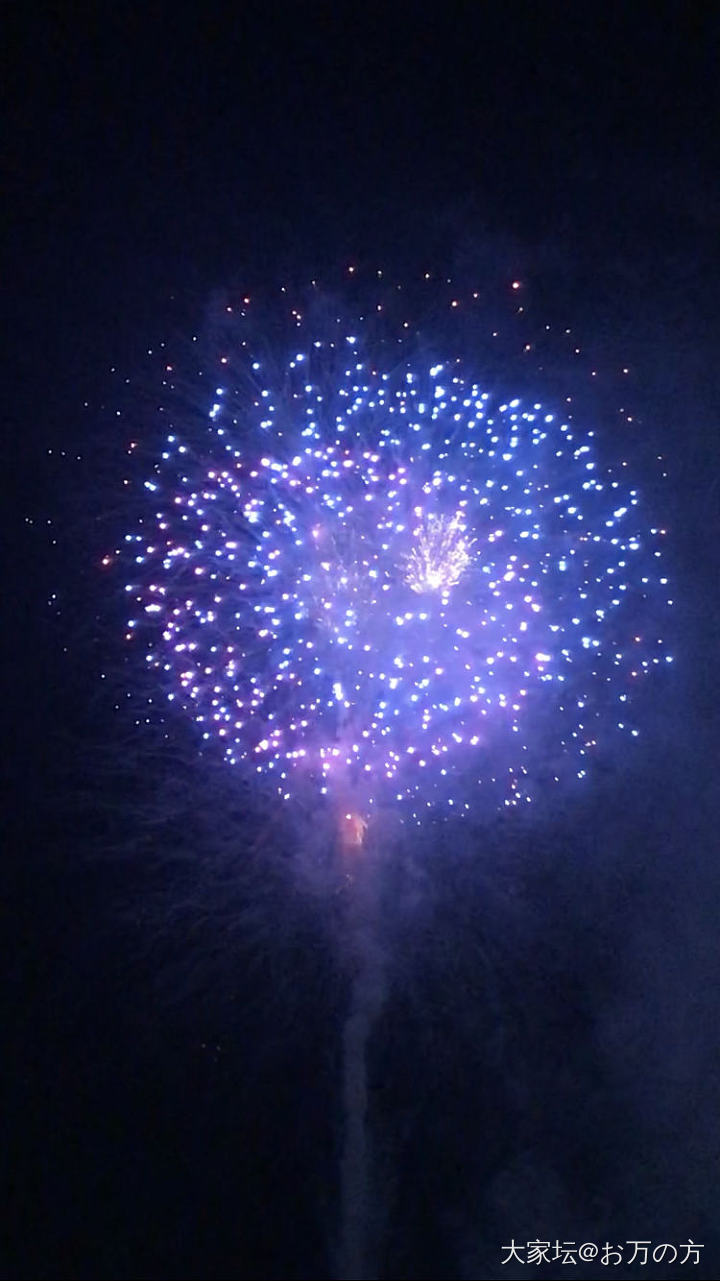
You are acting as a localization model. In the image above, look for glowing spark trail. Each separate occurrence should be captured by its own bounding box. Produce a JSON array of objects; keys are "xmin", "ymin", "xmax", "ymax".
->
[
  {"xmin": 405, "ymin": 512, "xmax": 473, "ymax": 594},
  {"xmin": 122, "ymin": 280, "xmax": 672, "ymax": 818}
]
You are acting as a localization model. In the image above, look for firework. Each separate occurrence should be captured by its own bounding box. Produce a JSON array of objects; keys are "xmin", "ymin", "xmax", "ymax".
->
[{"xmin": 121, "ymin": 276, "xmax": 672, "ymax": 818}]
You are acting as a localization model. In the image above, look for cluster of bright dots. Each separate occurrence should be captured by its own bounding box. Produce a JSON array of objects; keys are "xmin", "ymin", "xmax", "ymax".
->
[{"xmin": 121, "ymin": 281, "xmax": 672, "ymax": 817}]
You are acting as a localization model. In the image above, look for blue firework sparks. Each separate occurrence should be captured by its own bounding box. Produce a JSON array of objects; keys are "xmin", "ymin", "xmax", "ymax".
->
[{"xmin": 120, "ymin": 278, "xmax": 672, "ymax": 817}]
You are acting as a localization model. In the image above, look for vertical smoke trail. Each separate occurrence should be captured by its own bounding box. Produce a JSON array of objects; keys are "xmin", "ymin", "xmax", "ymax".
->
[{"xmin": 338, "ymin": 843, "xmax": 386, "ymax": 1280}]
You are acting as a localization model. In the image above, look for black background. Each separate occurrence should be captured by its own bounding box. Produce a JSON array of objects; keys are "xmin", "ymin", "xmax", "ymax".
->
[{"xmin": 3, "ymin": 5, "xmax": 720, "ymax": 1278}]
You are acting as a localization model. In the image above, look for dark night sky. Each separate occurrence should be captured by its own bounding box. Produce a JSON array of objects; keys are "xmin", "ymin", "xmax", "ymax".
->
[{"xmin": 3, "ymin": 5, "xmax": 720, "ymax": 1279}]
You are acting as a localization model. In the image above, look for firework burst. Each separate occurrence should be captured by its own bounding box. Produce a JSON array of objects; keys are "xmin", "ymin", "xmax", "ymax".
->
[{"xmin": 120, "ymin": 275, "xmax": 672, "ymax": 819}]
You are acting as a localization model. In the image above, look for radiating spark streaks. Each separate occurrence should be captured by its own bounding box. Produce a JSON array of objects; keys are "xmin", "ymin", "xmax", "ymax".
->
[{"xmin": 121, "ymin": 279, "xmax": 672, "ymax": 816}]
